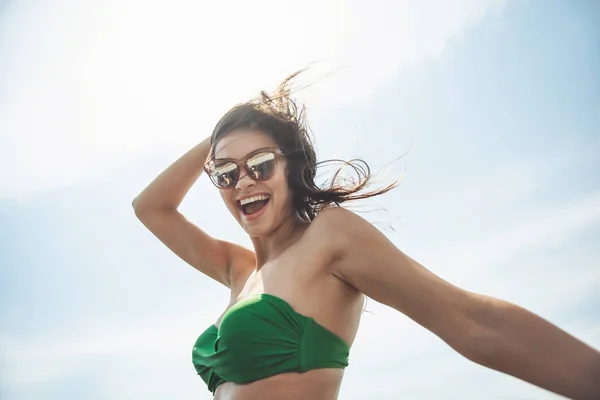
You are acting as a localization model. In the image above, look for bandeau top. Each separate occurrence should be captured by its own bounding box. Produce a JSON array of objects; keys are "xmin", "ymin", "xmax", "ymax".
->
[{"xmin": 192, "ymin": 293, "xmax": 350, "ymax": 394}]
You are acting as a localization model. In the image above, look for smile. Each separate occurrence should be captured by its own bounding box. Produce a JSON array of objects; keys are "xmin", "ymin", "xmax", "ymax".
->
[{"xmin": 237, "ymin": 194, "xmax": 271, "ymax": 216}]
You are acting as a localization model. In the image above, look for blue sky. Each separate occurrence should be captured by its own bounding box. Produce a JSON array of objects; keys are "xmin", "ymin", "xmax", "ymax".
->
[{"xmin": 1, "ymin": 0, "xmax": 599, "ymax": 399}]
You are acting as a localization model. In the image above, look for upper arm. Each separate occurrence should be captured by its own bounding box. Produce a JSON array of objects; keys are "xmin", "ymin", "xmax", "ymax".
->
[
  {"xmin": 318, "ymin": 208, "xmax": 479, "ymax": 348},
  {"xmin": 134, "ymin": 207, "xmax": 255, "ymax": 288}
]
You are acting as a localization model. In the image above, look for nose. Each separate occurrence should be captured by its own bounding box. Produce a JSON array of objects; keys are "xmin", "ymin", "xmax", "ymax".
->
[{"xmin": 235, "ymin": 171, "xmax": 256, "ymax": 190}]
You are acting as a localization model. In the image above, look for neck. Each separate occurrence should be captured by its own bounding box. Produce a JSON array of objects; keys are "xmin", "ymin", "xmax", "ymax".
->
[{"xmin": 250, "ymin": 212, "xmax": 308, "ymax": 268}]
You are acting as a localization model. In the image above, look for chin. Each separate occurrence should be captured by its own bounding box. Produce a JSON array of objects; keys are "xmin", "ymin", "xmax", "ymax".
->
[{"xmin": 242, "ymin": 223, "xmax": 272, "ymax": 238}]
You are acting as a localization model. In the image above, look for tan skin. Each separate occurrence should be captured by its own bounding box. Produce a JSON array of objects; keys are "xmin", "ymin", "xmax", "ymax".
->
[
  {"xmin": 208, "ymin": 131, "xmax": 362, "ymax": 399},
  {"xmin": 133, "ymin": 129, "xmax": 600, "ymax": 400}
]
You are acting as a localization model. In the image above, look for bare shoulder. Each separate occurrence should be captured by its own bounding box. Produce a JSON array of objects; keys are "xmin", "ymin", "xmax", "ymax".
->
[
  {"xmin": 311, "ymin": 206, "xmax": 377, "ymax": 241},
  {"xmin": 312, "ymin": 206, "xmax": 374, "ymax": 229},
  {"xmin": 311, "ymin": 206, "xmax": 366, "ymax": 231},
  {"xmin": 308, "ymin": 207, "xmax": 377, "ymax": 263},
  {"xmin": 313, "ymin": 206, "xmax": 476, "ymax": 344}
]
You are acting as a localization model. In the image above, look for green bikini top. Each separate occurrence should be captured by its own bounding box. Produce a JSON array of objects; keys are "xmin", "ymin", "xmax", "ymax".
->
[{"xmin": 191, "ymin": 293, "xmax": 350, "ymax": 394}]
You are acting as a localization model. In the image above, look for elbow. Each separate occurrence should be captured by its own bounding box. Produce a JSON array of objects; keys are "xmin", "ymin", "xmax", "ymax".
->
[
  {"xmin": 131, "ymin": 196, "xmax": 176, "ymax": 220},
  {"xmin": 440, "ymin": 313, "xmax": 500, "ymax": 366},
  {"xmin": 132, "ymin": 196, "xmax": 150, "ymax": 218},
  {"xmin": 451, "ymin": 298, "xmax": 528, "ymax": 367},
  {"xmin": 444, "ymin": 296, "xmax": 506, "ymax": 365},
  {"xmin": 132, "ymin": 196, "xmax": 141, "ymax": 214},
  {"xmin": 455, "ymin": 322, "xmax": 502, "ymax": 366}
]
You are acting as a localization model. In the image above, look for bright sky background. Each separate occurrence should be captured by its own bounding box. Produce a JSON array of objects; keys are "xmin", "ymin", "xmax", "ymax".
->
[{"xmin": 1, "ymin": 0, "xmax": 599, "ymax": 399}]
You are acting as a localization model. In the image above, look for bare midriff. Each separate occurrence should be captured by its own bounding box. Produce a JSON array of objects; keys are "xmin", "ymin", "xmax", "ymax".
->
[{"xmin": 213, "ymin": 368, "xmax": 344, "ymax": 400}]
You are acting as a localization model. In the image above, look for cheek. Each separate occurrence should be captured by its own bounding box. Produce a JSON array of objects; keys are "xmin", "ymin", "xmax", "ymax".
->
[
  {"xmin": 220, "ymin": 190, "xmax": 238, "ymax": 214},
  {"xmin": 219, "ymin": 189, "xmax": 227, "ymax": 202},
  {"xmin": 273, "ymin": 171, "xmax": 294, "ymax": 208}
]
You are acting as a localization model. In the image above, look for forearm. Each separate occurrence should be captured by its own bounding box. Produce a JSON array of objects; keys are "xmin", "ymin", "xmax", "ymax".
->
[
  {"xmin": 133, "ymin": 136, "xmax": 212, "ymax": 211},
  {"xmin": 467, "ymin": 296, "xmax": 600, "ymax": 400}
]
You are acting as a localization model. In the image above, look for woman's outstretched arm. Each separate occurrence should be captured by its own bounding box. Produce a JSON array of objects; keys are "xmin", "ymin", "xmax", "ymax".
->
[
  {"xmin": 317, "ymin": 207, "xmax": 600, "ymax": 400},
  {"xmin": 133, "ymin": 137, "xmax": 255, "ymax": 288},
  {"xmin": 458, "ymin": 295, "xmax": 600, "ymax": 399}
]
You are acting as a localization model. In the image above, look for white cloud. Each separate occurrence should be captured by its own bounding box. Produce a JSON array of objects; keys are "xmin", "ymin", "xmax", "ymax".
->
[
  {"xmin": 0, "ymin": 311, "xmax": 205, "ymax": 386},
  {"xmin": 428, "ymin": 190, "xmax": 600, "ymax": 278},
  {"xmin": 0, "ymin": 0, "xmax": 511, "ymax": 199}
]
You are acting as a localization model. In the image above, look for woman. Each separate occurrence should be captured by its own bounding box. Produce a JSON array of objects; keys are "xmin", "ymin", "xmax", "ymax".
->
[{"xmin": 133, "ymin": 72, "xmax": 600, "ymax": 400}]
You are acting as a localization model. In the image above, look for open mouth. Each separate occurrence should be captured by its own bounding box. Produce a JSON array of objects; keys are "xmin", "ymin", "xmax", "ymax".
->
[{"xmin": 237, "ymin": 194, "xmax": 271, "ymax": 216}]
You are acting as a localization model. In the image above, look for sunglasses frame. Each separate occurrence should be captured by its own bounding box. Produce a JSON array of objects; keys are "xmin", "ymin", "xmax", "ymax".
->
[{"xmin": 204, "ymin": 147, "xmax": 285, "ymax": 189}]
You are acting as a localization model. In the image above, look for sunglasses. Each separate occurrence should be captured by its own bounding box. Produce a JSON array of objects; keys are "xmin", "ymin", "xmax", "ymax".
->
[{"xmin": 204, "ymin": 147, "xmax": 284, "ymax": 189}]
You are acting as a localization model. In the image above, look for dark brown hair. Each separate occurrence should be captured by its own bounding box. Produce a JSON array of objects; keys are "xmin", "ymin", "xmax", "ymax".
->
[{"xmin": 209, "ymin": 70, "xmax": 399, "ymax": 221}]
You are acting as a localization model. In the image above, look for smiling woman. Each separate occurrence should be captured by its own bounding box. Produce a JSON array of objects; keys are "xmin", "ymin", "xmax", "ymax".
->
[{"xmin": 132, "ymin": 71, "xmax": 600, "ymax": 400}]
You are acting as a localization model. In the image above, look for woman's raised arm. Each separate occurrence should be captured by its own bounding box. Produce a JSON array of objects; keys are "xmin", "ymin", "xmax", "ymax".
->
[{"xmin": 132, "ymin": 137, "xmax": 255, "ymax": 288}]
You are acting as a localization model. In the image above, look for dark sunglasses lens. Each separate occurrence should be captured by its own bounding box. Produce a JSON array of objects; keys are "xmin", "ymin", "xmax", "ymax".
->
[
  {"xmin": 247, "ymin": 152, "xmax": 276, "ymax": 181},
  {"xmin": 210, "ymin": 162, "xmax": 239, "ymax": 188}
]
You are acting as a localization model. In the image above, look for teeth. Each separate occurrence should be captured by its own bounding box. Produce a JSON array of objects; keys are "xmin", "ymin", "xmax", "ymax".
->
[{"xmin": 239, "ymin": 194, "xmax": 270, "ymax": 206}]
